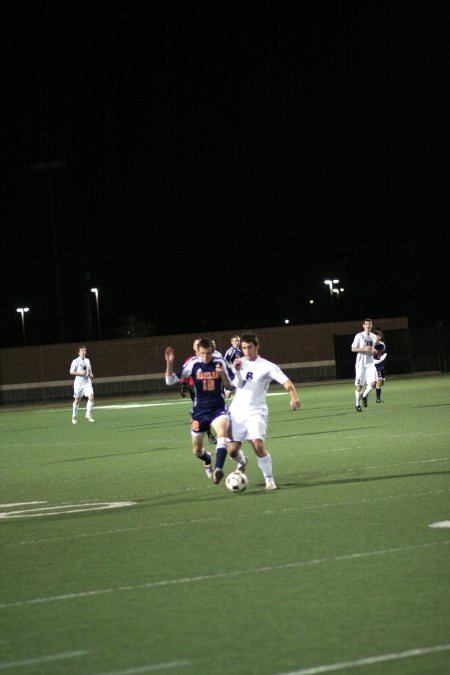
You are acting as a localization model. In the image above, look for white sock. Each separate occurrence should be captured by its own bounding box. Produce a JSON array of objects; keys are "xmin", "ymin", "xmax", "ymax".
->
[
  {"xmin": 72, "ymin": 403, "xmax": 78, "ymax": 417},
  {"xmin": 363, "ymin": 386, "xmax": 372, "ymax": 398},
  {"xmin": 257, "ymin": 453, "xmax": 273, "ymax": 480},
  {"xmin": 86, "ymin": 401, "xmax": 94, "ymax": 415},
  {"xmin": 355, "ymin": 392, "xmax": 361, "ymax": 405},
  {"xmin": 234, "ymin": 449, "xmax": 246, "ymax": 465}
]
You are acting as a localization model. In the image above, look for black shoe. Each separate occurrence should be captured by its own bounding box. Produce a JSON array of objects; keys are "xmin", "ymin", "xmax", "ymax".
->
[
  {"xmin": 376, "ymin": 398, "xmax": 384, "ymax": 403},
  {"xmin": 362, "ymin": 396, "xmax": 368, "ymax": 408},
  {"xmin": 355, "ymin": 405, "xmax": 363, "ymax": 412},
  {"xmin": 204, "ymin": 452, "xmax": 214, "ymax": 480},
  {"xmin": 212, "ymin": 468, "xmax": 224, "ymax": 485}
]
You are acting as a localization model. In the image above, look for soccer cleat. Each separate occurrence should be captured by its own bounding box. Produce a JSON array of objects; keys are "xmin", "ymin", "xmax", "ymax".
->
[
  {"xmin": 362, "ymin": 396, "xmax": 368, "ymax": 408},
  {"xmin": 212, "ymin": 468, "xmax": 224, "ymax": 485},
  {"xmin": 72, "ymin": 417, "xmax": 77, "ymax": 424},
  {"xmin": 355, "ymin": 405, "xmax": 362, "ymax": 412},
  {"xmin": 85, "ymin": 414, "xmax": 95, "ymax": 422},
  {"xmin": 376, "ymin": 398, "xmax": 384, "ymax": 403},
  {"xmin": 237, "ymin": 455, "xmax": 248, "ymax": 473},
  {"xmin": 265, "ymin": 478, "xmax": 277, "ymax": 491},
  {"xmin": 204, "ymin": 452, "xmax": 214, "ymax": 479}
]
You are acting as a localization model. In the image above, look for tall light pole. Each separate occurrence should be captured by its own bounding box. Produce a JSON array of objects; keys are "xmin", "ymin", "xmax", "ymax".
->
[
  {"xmin": 16, "ymin": 307, "xmax": 29, "ymax": 346},
  {"xmin": 31, "ymin": 161, "xmax": 67, "ymax": 342},
  {"xmin": 91, "ymin": 288, "xmax": 101, "ymax": 339},
  {"xmin": 324, "ymin": 279, "xmax": 344, "ymax": 299}
]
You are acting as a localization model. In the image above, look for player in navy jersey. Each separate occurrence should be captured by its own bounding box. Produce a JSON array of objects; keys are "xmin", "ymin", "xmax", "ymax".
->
[
  {"xmin": 180, "ymin": 338, "xmax": 216, "ymax": 443},
  {"xmin": 165, "ymin": 338, "xmax": 240, "ymax": 484},
  {"xmin": 223, "ymin": 335, "xmax": 242, "ymax": 398},
  {"xmin": 224, "ymin": 335, "xmax": 242, "ymax": 365},
  {"xmin": 374, "ymin": 328, "xmax": 387, "ymax": 402}
]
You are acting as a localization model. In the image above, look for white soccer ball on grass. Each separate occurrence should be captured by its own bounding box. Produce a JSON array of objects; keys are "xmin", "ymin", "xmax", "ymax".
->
[{"xmin": 225, "ymin": 471, "xmax": 248, "ymax": 493}]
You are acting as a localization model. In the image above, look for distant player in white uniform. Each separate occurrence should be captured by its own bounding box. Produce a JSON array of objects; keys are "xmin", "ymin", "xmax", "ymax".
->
[
  {"xmin": 70, "ymin": 346, "xmax": 95, "ymax": 423},
  {"xmin": 227, "ymin": 333, "xmax": 300, "ymax": 490},
  {"xmin": 351, "ymin": 318, "xmax": 379, "ymax": 411}
]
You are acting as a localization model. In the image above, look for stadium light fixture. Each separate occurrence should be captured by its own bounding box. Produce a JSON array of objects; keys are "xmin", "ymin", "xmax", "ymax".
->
[
  {"xmin": 91, "ymin": 288, "xmax": 102, "ymax": 340},
  {"xmin": 324, "ymin": 279, "xmax": 341, "ymax": 297},
  {"xmin": 16, "ymin": 307, "xmax": 29, "ymax": 345}
]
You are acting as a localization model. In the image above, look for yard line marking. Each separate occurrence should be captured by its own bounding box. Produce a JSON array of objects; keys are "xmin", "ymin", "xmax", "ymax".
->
[
  {"xmin": 343, "ymin": 457, "xmax": 448, "ymax": 471},
  {"xmin": 0, "ymin": 502, "xmax": 136, "ymax": 519},
  {"xmin": 5, "ymin": 489, "xmax": 447, "ymax": 546},
  {"xmin": 0, "ymin": 501, "xmax": 46, "ymax": 508},
  {"xmin": 0, "ymin": 540, "xmax": 448, "ymax": 609},
  {"xmin": 273, "ymin": 643, "xmax": 450, "ymax": 674},
  {"xmin": 0, "ymin": 650, "xmax": 89, "ymax": 671},
  {"xmin": 99, "ymin": 660, "xmax": 191, "ymax": 674}
]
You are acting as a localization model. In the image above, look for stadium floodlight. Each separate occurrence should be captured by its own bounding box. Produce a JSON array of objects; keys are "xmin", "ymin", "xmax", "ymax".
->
[
  {"xmin": 91, "ymin": 288, "xmax": 102, "ymax": 340},
  {"xmin": 16, "ymin": 307, "xmax": 29, "ymax": 345},
  {"xmin": 324, "ymin": 279, "xmax": 341, "ymax": 297}
]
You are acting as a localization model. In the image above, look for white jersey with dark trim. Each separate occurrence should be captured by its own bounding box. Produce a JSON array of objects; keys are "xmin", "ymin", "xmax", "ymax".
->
[
  {"xmin": 229, "ymin": 355, "xmax": 288, "ymax": 421},
  {"xmin": 352, "ymin": 331, "xmax": 377, "ymax": 368},
  {"xmin": 70, "ymin": 357, "xmax": 93, "ymax": 385}
]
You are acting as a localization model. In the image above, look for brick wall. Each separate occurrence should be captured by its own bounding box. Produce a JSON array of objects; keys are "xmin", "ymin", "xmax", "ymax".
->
[{"xmin": 1, "ymin": 316, "xmax": 408, "ymax": 386}]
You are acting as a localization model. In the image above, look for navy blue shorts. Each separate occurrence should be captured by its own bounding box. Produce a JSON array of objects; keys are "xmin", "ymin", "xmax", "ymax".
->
[{"xmin": 191, "ymin": 407, "xmax": 229, "ymax": 434}]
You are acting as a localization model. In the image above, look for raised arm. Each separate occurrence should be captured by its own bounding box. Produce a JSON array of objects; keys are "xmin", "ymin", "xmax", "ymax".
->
[{"xmin": 165, "ymin": 346, "xmax": 180, "ymax": 385}]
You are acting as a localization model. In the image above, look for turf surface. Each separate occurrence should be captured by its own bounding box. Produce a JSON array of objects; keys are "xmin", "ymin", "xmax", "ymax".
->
[{"xmin": 1, "ymin": 374, "xmax": 449, "ymax": 674}]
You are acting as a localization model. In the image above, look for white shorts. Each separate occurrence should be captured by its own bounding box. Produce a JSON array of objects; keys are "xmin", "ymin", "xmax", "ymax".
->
[
  {"xmin": 230, "ymin": 412, "xmax": 267, "ymax": 443},
  {"xmin": 73, "ymin": 383, "xmax": 94, "ymax": 399},
  {"xmin": 354, "ymin": 363, "xmax": 377, "ymax": 387}
]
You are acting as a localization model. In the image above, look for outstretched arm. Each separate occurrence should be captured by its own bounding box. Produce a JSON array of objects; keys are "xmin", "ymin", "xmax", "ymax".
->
[{"xmin": 283, "ymin": 379, "xmax": 301, "ymax": 410}]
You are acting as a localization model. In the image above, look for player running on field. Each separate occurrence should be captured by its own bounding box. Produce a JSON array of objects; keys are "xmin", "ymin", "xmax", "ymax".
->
[
  {"xmin": 70, "ymin": 345, "xmax": 95, "ymax": 423},
  {"xmin": 351, "ymin": 318, "xmax": 379, "ymax": 411},
  {"xmin": 227, "ymin": 333, "xmax": 300, "ymax": 490},
  {"xmin": 164, "ymin": 338, "xmax": 246, "ymax": 485}
]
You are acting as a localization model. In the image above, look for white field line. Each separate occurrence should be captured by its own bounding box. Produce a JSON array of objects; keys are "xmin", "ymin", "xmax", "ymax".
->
[
  {"xmin": 274, "ymin": 643, "xmax": 450, "ymax": 675},
  {"xmin": 98, "ymin": 661, "xmax": 191, "ymax": 674},
  {"xmin": 342, "ymin": 457, "xmax": 448, "ymax": 472},
  {"xmin": 0, "ymin": 501, "xmax": 136, "ymax": 519},
  {"xmin": 0, "ymin": 540, "xmax": 448, "ymax": 610},
  {"xmin": 5, "ymin": 488, "xmax": 448, "ymax": 546},
  {"xmin": 35, "ymin": 391, "xmax": 302, "ymax": 414},
  {"xmin": 0, "ymin": 501, "xmax": 46, "ymax": 508},
  {"xmin": 0, "ymin": 650, "xmax": 89, "ymax": 671}
]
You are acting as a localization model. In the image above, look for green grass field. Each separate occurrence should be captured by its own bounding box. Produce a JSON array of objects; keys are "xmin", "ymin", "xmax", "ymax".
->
[{"xmin": 1, "ymin": 374, "xmax": 449, "ymax": 675}]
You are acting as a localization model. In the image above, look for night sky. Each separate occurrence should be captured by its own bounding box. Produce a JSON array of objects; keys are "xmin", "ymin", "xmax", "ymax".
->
[{"xmin": 3, "ymin": 1, "xmax": 449, "ymax": 347}]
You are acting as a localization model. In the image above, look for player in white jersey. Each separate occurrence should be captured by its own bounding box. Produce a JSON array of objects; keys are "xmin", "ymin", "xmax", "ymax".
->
[
  {"xmin": 227, "ymin": 333, "xmax": 300, "ymax": 490},
  {"xmin": 351, "ymin": 318, "xmax": 378, "ymax": 412},
  {"xmin": 70, "ymin": 346, "xmax": 95, "ymax": 423}
]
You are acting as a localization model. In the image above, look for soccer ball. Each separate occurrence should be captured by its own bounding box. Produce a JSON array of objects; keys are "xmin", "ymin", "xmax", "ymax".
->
[{"xmin": 225, "ymin": 471, "xmax": 248, "ymax": 493}]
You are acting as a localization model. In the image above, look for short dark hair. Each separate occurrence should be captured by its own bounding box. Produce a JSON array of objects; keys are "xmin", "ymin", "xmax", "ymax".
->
[
  {"xmin": 240, "ymin": 333, "xmax": 259, "ymax": 346},
  {"xmin": 197, "ymin": 338, "xmax": 214, "ymax": 351}
]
